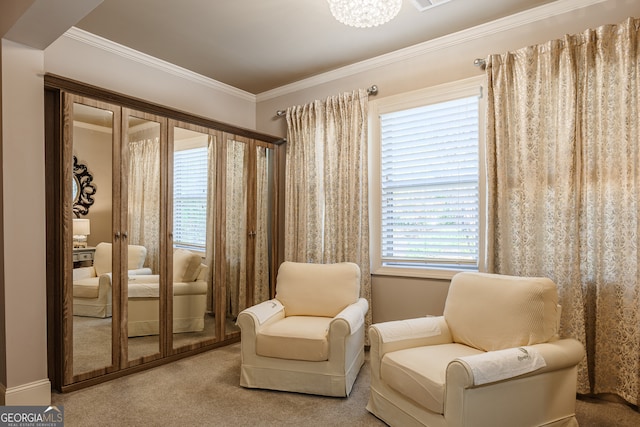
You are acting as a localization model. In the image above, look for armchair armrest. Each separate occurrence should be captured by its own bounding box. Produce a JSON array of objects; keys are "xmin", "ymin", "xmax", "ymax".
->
[
  {"xmin": 129, "ymin": 268, "xmax": 152, "ymax": 275},
  {"xmin": 237, "ymin": 299, "xmax": 285, "ymax": 331},
  {"xmin": 73, "ymin": 266, "xmax": 96, "ymax": 281},
  {"xmin": 447, "ymin": 338, "xmax": 585, "ymax": 388},
  {"xmin": 332, "ymin": 298, "xmax": 369, "ymax": 335},
  {"xmin": 97, "ymin": 273, "xmax": 113, "ymax": 298},
  {"xmin": 369, "ymin": 316, "xmax": 453, "ymax": 356}
]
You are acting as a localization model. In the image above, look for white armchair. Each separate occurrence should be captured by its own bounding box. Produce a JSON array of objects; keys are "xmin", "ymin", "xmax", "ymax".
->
[
  {"xmin": 367, "ymin": 272, "xmax": 585, "ymax": 427},
  {"xmin": 237, "ymin": 261, "xmax": 369, "ymax": 397},
  {"xmin": 73, "ymin": 242, "xmax": 150, "ymax": 318}
]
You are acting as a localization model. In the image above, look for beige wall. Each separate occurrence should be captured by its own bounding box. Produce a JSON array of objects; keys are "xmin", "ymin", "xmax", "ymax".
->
[
  {"xmin": 1, "ymin": 39, "xmax": 49, "ymax": 404},
  {"xmin": 254, "ymin": 0, "xmax": 640, "ymax": 323}
]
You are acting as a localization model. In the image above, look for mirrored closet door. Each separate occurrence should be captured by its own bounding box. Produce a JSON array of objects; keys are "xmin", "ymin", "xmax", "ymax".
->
[
  {"xmin": 169, "ymin": 121, "xmax": 221, "ymax": 353},
  {"xmin": 222, "ymin": 134, "xmax": 276, "ymax": 339},
  {"xmin": 65, "ymin": 94, "xmax": 121, "ymax": 384},
  {"xmin": 123, "ymin": 109, "xmax": 166, "ymax": 367},
  {"xmin": 46, "ymin": 76, "xmax": 284, "ymax": 391}
]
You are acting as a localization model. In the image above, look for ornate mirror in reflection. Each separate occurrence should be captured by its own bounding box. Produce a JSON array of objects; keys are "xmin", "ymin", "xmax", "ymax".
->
[{"xmin": 72, "ymin": 155, "xmax": 97, "ymax": 217}]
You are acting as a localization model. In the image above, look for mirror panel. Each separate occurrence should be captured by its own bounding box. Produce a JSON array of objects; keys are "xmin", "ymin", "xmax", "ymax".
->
[
  {"xmin": 125, "ymin": 111, "xmax": 163, "ymax": 365},
  {"xmin": 70, "ymin": 100, "xmax": 115, "ymax": 378},
  {"xmin": 254, "ymin": 145, "xmax": 274, "ymax": 305},
  {"xmin": 172, "ymin": 124, "xmax": 217, "ymax": 351},
  {"xmin": 224, "ymin": 136, "xmax": 248, "ymax": 337}
]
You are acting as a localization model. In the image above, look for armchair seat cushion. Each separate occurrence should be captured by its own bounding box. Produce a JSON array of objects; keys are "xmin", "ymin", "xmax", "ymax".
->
[
  {"xmin": 256, "ymin": 316, "xmax": 332, "ymax": 362},
  {"xmin": 73, "ymin": 277, "xmax": 101, "ymax": 299},
  {"xmin": 381, "ymin": 343, "xmax": 482, "ymax": 414},
  {"xmin": 127, "ymin": 274, "xmax": 207, "ymax": 298}
]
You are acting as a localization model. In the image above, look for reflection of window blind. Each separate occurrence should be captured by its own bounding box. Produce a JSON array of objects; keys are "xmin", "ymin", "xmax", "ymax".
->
[
  {"xmin": 380, "ymin": 95, "xmax": 479, "ymax": 267},
  {"xmin": 173, "ymin": 147, "xmax": 208, "ymax": 249}
]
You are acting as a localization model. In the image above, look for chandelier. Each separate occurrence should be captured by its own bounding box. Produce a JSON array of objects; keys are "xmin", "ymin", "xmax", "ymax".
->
[{"xmin": 327, "ymin": 0, "xmax": 403, "ymax": 28}]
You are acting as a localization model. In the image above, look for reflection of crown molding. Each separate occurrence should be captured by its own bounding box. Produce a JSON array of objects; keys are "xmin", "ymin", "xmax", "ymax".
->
[
  {"xmin": 64, "ymin": 27, "xmax": 256, "ymax": 103},
  {"xmin": 257, "ymin": 0, "xmax": 607, "ymax": 101},
  {"xmin": 73, "ymin": 120, "xmax": 111, "ymax": 133},
  {"xmin": 174, "ymin": 132, "xmax": 209, "ymax": 151}
]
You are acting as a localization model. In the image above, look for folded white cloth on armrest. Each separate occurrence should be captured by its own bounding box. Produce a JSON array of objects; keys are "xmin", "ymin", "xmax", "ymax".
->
[
  {"xmin": 456, "ymin": 346, "xmax": 546, "ymax": 386},
  {"xmin": 246, "ymin": 299, "xmax": 284, "ymax": 324},
  {"xmin": 377, "ymin": 316, "xmax": 442, "ymax": 343}
]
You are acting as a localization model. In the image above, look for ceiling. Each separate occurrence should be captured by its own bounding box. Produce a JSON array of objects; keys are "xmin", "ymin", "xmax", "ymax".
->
[{"xmin": 75, "ymin": 0, "xmax": 556, "ymax": 95}]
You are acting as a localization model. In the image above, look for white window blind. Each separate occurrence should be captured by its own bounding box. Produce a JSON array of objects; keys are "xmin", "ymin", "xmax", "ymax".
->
[
  {"xmin": 380, "ymin": 95, "xmax": 479, "ymax": 267},
  {"xmin": 173, "ymin": 147, "xmax": 208, "ymax": 249}
]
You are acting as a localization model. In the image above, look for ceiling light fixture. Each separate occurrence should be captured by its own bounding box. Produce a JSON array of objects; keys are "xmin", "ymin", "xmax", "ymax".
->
[{"xmin": 327, "ymin": 0, "xmax": 402, "ymax": 28}]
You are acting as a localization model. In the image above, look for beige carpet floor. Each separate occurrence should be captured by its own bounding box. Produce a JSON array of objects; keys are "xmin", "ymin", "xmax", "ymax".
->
[{"xmin": 52, "ymin": 343, "xmax": 640, "ymax": 427}]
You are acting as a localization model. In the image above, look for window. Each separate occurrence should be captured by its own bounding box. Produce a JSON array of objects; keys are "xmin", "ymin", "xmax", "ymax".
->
[
  {"xmin": 173, "ymin": 146, "xmax": 208, "ymax": 250},
  {"xmin": 370, "ymin": 77, "xmax": 485, "ymax": 278}
]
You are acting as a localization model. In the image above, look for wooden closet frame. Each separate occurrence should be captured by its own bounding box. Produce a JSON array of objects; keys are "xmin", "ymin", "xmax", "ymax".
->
[{"xmin": 44, "ymin": 74, "xmax": 285, "ymax": 392}]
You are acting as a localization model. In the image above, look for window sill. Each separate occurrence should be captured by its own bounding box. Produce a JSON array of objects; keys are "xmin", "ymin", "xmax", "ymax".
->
[{"xmin": 372, "ymin": 265, "xmax": 478, "ymax": 280}]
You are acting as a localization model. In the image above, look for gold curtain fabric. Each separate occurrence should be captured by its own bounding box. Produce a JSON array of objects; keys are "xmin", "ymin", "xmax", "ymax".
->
[
  {"xmin": 284, "ymin": 89, "xmax": 372, "ymax": 337},
  {"xmin": 128, "ymin": 137, "xmax": 161, "ymax": 273},
  {"xmin": 486, "ymin": 18, "xmax": 640, "ymax": 404}
]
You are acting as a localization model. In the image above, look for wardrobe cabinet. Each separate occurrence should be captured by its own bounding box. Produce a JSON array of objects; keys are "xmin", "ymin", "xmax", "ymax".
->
[{"xmin": 45, "ymin": 76, "xmax": 284, "ymax": 391}]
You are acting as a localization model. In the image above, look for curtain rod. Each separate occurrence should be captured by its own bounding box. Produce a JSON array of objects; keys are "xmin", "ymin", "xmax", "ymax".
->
[
  {"xmin": 474, "ymin": 58, "xmax": 486, "ymax": 70},
  {"xmin": 275, "ymin": 84, "xmax": 378, "ymax": 117}
]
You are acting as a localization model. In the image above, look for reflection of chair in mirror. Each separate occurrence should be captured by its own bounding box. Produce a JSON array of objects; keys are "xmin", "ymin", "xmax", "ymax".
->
[
  {"xmin": 127, "ymin": 248, "xmax": 208, "ymax": 337},
  {"xmin": 366, "ymin": 272, "xmax": 585, "ymax": 427},
  {"xmin": 237, "ymin": 261, "xmax": 369, "ymax": 397},
  {"xmin": 73, "ymin": 242, "xmax": 150, "ymax": 318}
]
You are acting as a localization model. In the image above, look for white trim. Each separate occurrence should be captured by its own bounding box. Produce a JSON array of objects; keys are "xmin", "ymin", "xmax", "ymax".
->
[
  {"xmin": 1, "ymin": 379, "xmax": 51, "ymax": 406},
  {"xmin": 256, "ymin": 0, "xmax": 607, "ymax": 101},
  {"xmin": 64, "ymin": 27, "xmax": 257, "ymax": 103},
  {"xmin": 373, "ymin": 265, "xmax": 460, "ymax": 280},
  {"xmin": 369, "ymin": 75, "xmax": 486, "ymax": 279}
]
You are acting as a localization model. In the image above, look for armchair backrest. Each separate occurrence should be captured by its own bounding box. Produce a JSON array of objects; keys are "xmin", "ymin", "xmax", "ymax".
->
[
  {"xmin": 443, "ymin": 272, "xmax": 559, "ymax": 352},
  {"xmin": 93, "ymin": 242, "xmax": 147, "ymax": 276},
  {"xmin": 275, "ymin": 262, "xmax": 361, "ymax": 317},
  {"xmin": 173, "ymin": 248, "xmax": 203, "ymax": 282}
]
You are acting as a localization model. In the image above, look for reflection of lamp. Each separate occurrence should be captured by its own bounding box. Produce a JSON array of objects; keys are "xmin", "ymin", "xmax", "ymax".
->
[
  {"xmin": 327, "ymin": 0, "xmax": 402, "ymax": 28},
  {"xmin": 73, "ymin": 218, "xmax": 91, "ymax": 248}
]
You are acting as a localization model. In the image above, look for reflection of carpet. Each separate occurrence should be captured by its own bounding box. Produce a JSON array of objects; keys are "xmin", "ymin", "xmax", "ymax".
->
[
  {"xmin": 72, "ymin": 313, "xmax": 234, "ymax": 376},
  {"xmin": 73, "ymin": 316, "xmax": 112, "ymax": 374}
]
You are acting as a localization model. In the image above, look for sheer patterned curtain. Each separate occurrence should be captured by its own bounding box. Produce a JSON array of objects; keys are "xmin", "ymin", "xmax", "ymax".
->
[
  {"xmin": 254, "ymin": 146, "xmax": 270, "ymax": 303},
  {"xmin": 284, "ymin": 89, "xmax": 371, "ymax": 334},
  {"xmin": 226, "ymin": 139, "xmax": 248, "ymax": 317},
  {"xmin": 205, "ymin": 135, "xmax": 217, "ymax": 313},
  {"xmin": 486, "ymin": 18, "xmax": 640, "ymax": 404},
  {"xmin": 128, "ymin": 137, "xmax": 161, "ymax": 273}
]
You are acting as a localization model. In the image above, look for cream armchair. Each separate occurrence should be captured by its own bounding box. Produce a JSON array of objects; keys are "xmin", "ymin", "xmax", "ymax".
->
[
  {"xmin": 237, "ymin": 261, "xmax": 369, "ymax": 397},
  {"xmin": 367, "ymin": 272, "xmax": 585, "ymax": 427},
  {"xmin": 73, "ymin": 242, "xmax": 150, "ymax": 318},
  {"xmin": 127, "ymin": 248, "xmax": 208, "ymax": 337}
]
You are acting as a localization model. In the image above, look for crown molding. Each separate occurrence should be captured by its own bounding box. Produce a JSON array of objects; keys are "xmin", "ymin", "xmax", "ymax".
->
[
  {"xmin": 63, "ymin": 27, "xmax": 257, "ymax": 103},
  {"xmin": 256, "ymin": 0, "xmax": 607, "ymax": 101}
]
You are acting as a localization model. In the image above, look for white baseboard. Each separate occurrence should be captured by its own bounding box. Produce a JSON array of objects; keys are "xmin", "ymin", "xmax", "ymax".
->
[{"xmin": 0, "ymin": 379, "xmax": 51, "ymax": 406}]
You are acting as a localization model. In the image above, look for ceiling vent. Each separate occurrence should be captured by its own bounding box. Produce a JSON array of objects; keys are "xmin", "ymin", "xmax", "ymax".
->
[{"xmin": 411, "ymin": 0, "xmax": 452, "ymax": 12}]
